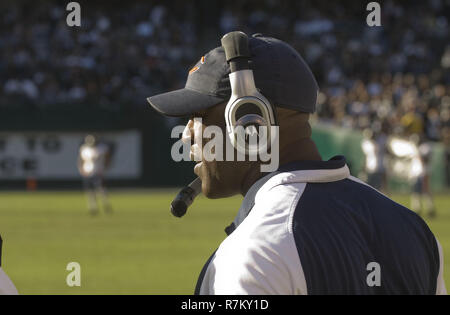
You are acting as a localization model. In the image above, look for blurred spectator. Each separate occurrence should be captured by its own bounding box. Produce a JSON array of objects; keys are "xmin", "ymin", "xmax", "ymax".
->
[{"xmin": 0, "ymin": 0, "xmax": 448, "ymax": 145}]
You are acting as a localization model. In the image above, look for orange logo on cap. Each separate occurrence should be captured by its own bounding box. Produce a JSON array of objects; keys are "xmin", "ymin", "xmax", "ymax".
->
[
  {"xmin": 189, "ymin": 66, "xmax": 199, "ymax": 75},
  {"xmin": 188, "ymin": 55, "xmax": 205, "ymax": 75}
]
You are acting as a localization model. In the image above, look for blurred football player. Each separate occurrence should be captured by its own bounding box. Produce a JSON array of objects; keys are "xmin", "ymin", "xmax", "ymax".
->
[
  {"xmin": 361, "ymin": 127, "xmax": 388, "ymax": 193},
  {"xmin": 77, "ymin": 135, "xmax": 113, "ymax": 215},
  {"xmin": 411, "ymin": 141, "xmax": 437, "ymax": 218}
]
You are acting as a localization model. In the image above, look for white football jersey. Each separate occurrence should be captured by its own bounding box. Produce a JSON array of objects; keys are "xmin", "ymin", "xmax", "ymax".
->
[
  {"xmin": 79, "ymin": 143, "xmax": 109, "ymax": 177},
  {"xmin": 196, "ymin": 156, "xmax": 446, "ymax": 295},
  {"xmin": 0, "ymin": 268, "xmax": 18, "ymax": 295}
]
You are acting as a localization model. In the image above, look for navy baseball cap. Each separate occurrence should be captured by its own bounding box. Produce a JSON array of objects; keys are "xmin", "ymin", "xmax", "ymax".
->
[{"xmin": 147, "ymin": 33, "xmax": 318, "ymax": 117}]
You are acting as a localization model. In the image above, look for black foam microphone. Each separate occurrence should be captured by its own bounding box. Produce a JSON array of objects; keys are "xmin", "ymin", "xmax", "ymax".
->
[{"xmin": 170, "ymin": 177, "xmax": 202, "ymax": 217}]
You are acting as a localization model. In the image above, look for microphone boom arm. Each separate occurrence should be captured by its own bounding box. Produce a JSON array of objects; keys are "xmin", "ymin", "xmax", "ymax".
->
[{"xmin": 170, "ymin": 177, "xmax": 202, "ymax": 217}]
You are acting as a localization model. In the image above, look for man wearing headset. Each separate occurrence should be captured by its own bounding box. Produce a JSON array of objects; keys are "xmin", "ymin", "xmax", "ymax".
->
[{"xmin": 148, "ymin": 32, "xmax": 446, "ymax": 295}]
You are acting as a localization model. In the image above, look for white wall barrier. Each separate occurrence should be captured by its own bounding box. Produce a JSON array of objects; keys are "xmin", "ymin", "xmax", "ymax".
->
[{"xmin": 0, "ymin": 130, "xmax": 142, "ymax": 180}]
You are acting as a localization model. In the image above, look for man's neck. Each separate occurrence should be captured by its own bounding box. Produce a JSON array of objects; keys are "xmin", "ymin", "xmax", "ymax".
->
[
  {"xmin": 240, "ymin": 138, "xmax": 322, "ymax": 196},
  {"xmin": 278, "ymin": 137, "xmax": 322, "ymax": 165}
]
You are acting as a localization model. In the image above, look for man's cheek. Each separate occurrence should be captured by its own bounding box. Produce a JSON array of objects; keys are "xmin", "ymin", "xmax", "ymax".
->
[{"xmin": 202, "ymin": 160, "xmax": 221, "ymax": 186}]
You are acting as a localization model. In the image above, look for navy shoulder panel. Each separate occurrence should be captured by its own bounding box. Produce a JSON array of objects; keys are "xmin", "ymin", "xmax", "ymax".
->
[
  {"xmin": 292, "ymin": 179, "xmax": 440, "ymax": 295},
  {"xmin": 194, "ymin": 250, "xmax": 216, "ymax": 295}
]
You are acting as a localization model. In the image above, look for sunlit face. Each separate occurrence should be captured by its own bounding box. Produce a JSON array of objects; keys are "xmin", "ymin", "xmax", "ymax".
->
[{"xmin": 182, "ymin": 103, "xmax": 247, "ymax": 198}]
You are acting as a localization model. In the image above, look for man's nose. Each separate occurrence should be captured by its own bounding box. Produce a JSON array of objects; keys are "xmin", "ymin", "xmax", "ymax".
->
[{"xmin": 182, "ymin": 119, "xmax": 194, "ymax": 146}]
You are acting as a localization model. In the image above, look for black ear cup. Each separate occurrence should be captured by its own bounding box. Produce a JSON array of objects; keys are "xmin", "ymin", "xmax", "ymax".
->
[
  {"xmin": 234, "ymin": 102, "xmax": 268, "ymax": 154},
  {"xmin": 227, "ymin": 97, "xmax": 275, "ymax": 156},
  {"xmin": 235, "ymin": 113, "xmax": 268, "ymax": 154}
]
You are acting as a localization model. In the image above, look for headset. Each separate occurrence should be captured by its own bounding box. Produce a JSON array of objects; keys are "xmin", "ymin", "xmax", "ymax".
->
[
  {"xmin": 171, "ymin": 31, "xmax": 277, "ymax": 218},
  {"xmin": 221, "ymin": 31, "xmax": 277, "ymax": 156}
]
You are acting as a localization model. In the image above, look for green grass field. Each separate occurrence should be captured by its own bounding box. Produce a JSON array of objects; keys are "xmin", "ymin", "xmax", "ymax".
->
[{"xmin": 0, "ymin": 190, "xmax": 448, "ymax": 294}]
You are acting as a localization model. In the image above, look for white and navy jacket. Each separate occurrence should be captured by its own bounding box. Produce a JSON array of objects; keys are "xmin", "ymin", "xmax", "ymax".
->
[
  {"xmin": 0, "ymin": 235, "xmax": 18, "ymax": 295},
  {"xmin": 195, "ymin": 156, "xmax": 447, "ymax": 295}
]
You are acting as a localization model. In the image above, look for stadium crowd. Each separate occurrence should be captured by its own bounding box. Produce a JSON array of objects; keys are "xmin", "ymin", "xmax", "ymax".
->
[{"xmin": 0, "ymin": 0, "xmax": 449, "ymax": 146}]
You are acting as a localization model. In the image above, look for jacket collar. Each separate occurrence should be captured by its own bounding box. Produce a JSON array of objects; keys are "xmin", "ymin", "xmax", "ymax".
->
[{"xmin": 225, "ymin": 155, "xmax": 350, "ymax": 235}]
